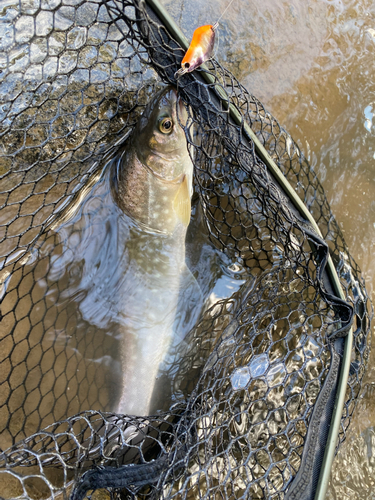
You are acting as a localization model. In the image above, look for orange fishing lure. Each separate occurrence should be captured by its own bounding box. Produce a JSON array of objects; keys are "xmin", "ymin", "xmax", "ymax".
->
[
  {"xmin": 175, "ymin": 0, "xmax": 236, "ymax": 78},
  {"xmin": 175, "ymin": 23, "xmax": 218, "ymax": 78}
]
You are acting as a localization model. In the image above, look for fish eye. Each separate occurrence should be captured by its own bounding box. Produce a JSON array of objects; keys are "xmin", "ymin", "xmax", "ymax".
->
[
  {"xmin": 184, "ymin": 62, "xmax": 190, "ymax": 69},
  {"xmin": 159, "ymin": 117, "xmax": 173, "ymax": 134}
]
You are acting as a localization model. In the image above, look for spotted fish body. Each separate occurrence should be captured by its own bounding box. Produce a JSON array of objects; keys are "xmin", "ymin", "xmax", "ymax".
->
[{"xmin": 111, "ymin": 87, "xmax": 200, "ymax": 416}]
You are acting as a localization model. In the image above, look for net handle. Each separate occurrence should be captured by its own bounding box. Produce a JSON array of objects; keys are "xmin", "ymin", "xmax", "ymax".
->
[{"xmin": 144, "ymin": 0, "xmax": 352, "ymax": 497}]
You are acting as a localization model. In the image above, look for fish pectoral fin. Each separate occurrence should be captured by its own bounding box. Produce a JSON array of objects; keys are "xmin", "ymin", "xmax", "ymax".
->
[{"xmin": 173, "ymin": 175, "xmax": 191, "ymax": 227}]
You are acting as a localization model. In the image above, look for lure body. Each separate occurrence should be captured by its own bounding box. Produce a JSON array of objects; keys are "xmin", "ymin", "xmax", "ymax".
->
[{"xmin": 175, "ymin": 24, "xmax": 217, "ymax": 77}]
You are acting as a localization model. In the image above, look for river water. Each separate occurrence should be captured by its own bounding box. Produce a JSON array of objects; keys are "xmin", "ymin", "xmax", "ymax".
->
[{"xmin": 160, "ymin": 0, "xmax": 375, "ymax": 497}]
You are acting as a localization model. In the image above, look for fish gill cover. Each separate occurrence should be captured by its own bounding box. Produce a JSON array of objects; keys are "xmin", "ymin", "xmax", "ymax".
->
[{"xmin": 0, "ymin": 0, "xmax": 371, "ymax": 499}]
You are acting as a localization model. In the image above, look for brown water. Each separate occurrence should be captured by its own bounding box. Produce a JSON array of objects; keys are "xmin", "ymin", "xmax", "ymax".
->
[{"xmin": 160, "ymin": 0, "xmax": 375, "ymax": 497}]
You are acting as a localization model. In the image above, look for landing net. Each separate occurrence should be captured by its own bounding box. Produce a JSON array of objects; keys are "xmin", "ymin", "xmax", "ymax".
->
[{"xmin": 0, "ymin": 1, "xmax": 371, "ymax": 499}]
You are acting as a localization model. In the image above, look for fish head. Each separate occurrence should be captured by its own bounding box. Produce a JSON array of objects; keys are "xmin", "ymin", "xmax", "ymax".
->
[
  {"xmin": 133, "ymin": 86, "xmax": 192, "ymax": 183},
  {"xmin": 115, "ymin": 86, "xmax": 194, "ymax": 233}
]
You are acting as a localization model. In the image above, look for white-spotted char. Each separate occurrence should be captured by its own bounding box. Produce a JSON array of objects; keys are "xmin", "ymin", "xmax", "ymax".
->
[{"xmin": 111, "ymin": 86, "xmax": 201, "ymax": 416}]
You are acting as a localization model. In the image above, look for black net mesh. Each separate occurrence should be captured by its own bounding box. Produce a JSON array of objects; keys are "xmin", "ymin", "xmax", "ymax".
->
[{"xmin": 0, "ymin": 0, "xmax": 371, "ymax": 499}]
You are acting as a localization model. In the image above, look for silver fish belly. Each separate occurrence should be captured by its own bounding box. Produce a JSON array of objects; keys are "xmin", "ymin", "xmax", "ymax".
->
[{"xmin": 114, "ymin": 223, "xmax": 199, "ymax": 415}]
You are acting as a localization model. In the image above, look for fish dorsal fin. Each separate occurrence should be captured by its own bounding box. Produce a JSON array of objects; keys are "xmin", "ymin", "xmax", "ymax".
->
[{"xmin": 173, "ymin": 175, "xmax": 191, "ymax": 227}]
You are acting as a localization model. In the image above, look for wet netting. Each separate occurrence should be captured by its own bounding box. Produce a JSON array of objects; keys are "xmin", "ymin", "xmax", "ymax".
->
[{"xmin": 0, "ymin": 0, "xmax": 372, "ymax": 499}]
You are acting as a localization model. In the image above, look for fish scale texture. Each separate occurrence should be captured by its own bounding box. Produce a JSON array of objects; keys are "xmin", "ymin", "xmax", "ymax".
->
[{"xmin": 0, "ymin": 0, "xmax": 372, "ymax": 499}]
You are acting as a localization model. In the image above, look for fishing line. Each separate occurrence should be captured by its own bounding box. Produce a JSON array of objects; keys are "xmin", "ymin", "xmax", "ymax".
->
[
  {"xmin": 211, "ymin": 0, "xmax": 236, "ymax": 60},
  {"xmin": 212, "ymin": 0, "xmax": 236, "ymax": 31}
]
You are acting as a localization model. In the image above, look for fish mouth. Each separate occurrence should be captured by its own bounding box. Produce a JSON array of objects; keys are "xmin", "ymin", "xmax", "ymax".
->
[
  {"xmin": 176, "ymin": 95, "xmax": 187, "ymax": 124},
  {"xmin": 167, "ymin": 86, "xmax": 187, "ymax": 127}
]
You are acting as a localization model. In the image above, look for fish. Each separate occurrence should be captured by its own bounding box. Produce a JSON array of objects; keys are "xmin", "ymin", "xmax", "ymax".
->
[
  {"xmin": 28, "ymin": 86, "xmax": 201, "ymax": 418},
  {"xmin": 110, "ymin": 86, "xmax": 202, "ymax": 416},
  {"xmin": 175, "ymin": 24, "xmax": 217, "ymax": 78}
]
